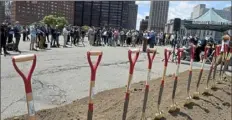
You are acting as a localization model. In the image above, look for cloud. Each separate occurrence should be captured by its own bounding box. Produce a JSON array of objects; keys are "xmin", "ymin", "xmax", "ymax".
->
[
  {"xmin": 168, "ymin": 1, "xmax": 196, "ymax": 20},
  {"xmin": 144, "ymin": 12, "xmax": 149, "ymax": 16},
  {"xmin": 168, "ymin": 1, "xmax": 231, "ymax": 21},
  {"xmin": 136, "ymin": 1, "xmax": 150, "ymax": 5},
  {"xmin": 225, "ymin": 3, "xmax": 231, "ymax": 7},
  {"xmin": 136, "ymin": 13, "xmax": 144, "ymax": 30}
]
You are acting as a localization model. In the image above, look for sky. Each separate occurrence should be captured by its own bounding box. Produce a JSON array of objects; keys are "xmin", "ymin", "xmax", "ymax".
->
[{"xmin": 136, "ymin": 1, "xmax": 232, "ymax": 30}]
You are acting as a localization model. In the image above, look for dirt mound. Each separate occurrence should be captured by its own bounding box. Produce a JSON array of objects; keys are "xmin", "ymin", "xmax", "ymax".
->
[{"xmin": 6, "ymin": 70, "xmax": 231, "ymax": 120}]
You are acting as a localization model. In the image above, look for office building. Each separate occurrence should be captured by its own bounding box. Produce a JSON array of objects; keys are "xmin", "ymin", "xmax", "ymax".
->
[
  {"xmin": 11, "ymin": 1, "xmax": 74, "ymax": 25},
  {"xmin": 148, "ymin": 1, "xmax": 169, "ymax": 32},
  {"xmin": 139, "ymin": 16, "xmax": 149, "ymax": 31},
  {"xmin": 5, "ymin": 1, "xmax": 12, "ymax": 23},
  {"xmin": 74, "ymin": 1, "xmax": 138, "ymax": 29},
  {"xmin": 0, "ymin": 1, "xmax": 5, "ymax": 23}
]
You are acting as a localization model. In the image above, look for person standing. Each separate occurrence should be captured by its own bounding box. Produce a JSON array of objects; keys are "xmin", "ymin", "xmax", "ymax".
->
[
  {"xmin": 142, "ymin": 31, "xmax": 149, "ymax": 52},
  {"xmin": 37, "ymin": 26, "xmax": 46, "ymax": 49},
  {"xmin": 7, "ymin": 24, "xmax": 14, "ymax": 43},
  {"xmin": 50, "ymin": 25, "xmax": 59, "ymax": 47},
  {"xmin": 50, "ymin": 26, "xmax": 56, "ymax": 47},
  {"xmin": 126, "ymin": 30, "xmax": 132, "ymax": 46},
  {"xmin": 62, "ymin": 26, "xmax": 69, "ymax": 47},
  {"xmin": 1, "ymin": 22, "xmax": 10, "ymax": 55},
  {"xmin": 30, "ymin": 25, "xmax": 37, "ymax": 51},
  {"xmin": 70, "ymin": 27, "xmax": 74, "ymax": 45},
  {"xmin": 73, "ymin": 27, "xmax": 80, "ymax": 46},
  {"xmin": 102, "ymin": 29, "xmax": 108, "ymax": 46},
  {"xmin": 13, "ymin": 21, "xmax": 22, "ymax": 53},
  {"xmin": 80, "ymin": 27, "xmax": 86, "ymax": 46},
  {"xmin": 88, "ymin": 27, "xmax": 95, "ymax": 46},
  {"xmin": 45, "ymin": 24, "xmax": 50, "ymax": 43},
  {"xmin": 120, "ymin": 29, "xmax": 125, "ymax": 46},
  {"xmin": 148, "ymin": 30, "xmax": 156, "ymax": 48},
  {"xmin": 113, "ymin": 29, "xmax": 119, "ymax": 47},
  {"xmin": 26, "ymin": 26, "xmax": 30, "ymax": 41},
  {"xmin": 22, "ymin": 26, "xmax": 27, "ymax": 42},
  {"xmin": 107, "ymin": 29, "xmax": 113, "ymax": 46}
]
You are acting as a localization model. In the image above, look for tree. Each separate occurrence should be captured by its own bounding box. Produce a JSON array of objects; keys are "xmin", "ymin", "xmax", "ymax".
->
[
  {"xmin": 42, "ymin": 15, "xmax": 68, "ymax": 29},
  {"xmin": 82, "ymin": 25, "xmax": 90, "ymax": 32},
  {"xmin": 42, "ymin": 15, "xmax": 56, "ymax": 27},
  {"xmin": 56, "ymin": 17, "xmax": 68, "ymax": 29}
]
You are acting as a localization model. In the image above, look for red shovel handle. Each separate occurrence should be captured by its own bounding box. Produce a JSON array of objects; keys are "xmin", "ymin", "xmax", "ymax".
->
[
  {"xmin": 147, "ymin": 48, "xmax": 157, "ymax": 69},
  {"xmin": 216, "ymin": 45, "xmax": 222, "ymax": 56},
  {"xmin": 177, "ymin": 48, "xmax": 184, "ymax": 64},
  {"xmin": 87, "ymin": 51, "xmax": 103, "ymax": 81},
  {"xmin": 164, "ymin": 48, "xmax": 172, "ymax": 66},
  {"xmin": 204, "ymin": 46, "xmax": 210, "ymax": 59},
  {"xmin": 191, "ymin": 45, "xmax": 196, "ymax": 59},
  {"xmin": 128, "ymin": 49, "xmax": 140, "ymax": 74},
  {"xmin": 224, "ymin": 44, "xmax": 229, "ymax": 53},
  {"xmin": 12, "ymin": 54, "xmax": 37, "ymax": 93}
]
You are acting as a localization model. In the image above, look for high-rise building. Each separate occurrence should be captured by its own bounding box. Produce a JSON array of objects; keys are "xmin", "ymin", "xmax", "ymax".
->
[
  {"xmin": 139, "ymin": 16, "xmax": 149, "ymax": 31},
  {"xmin": 74, "ymin": 1, "xmax": 138, "ymax": 29},
  {"xmin": 148, "ymin": 1, "xmax": 169, "ymax": 32},
  {"xmin": 128, "ymin": 3, "xmax": 138, "ymax": 29},
  {"xmin": 0, "ymin": 1, "xmax": 5, "ymax": 23},
  {"xmin": 11, "ymin": 1, "xmax": 74, "ymax": 25},
  {"xmin": 5, "ymin": 1, "xmax": 12, "ymax": 23}
]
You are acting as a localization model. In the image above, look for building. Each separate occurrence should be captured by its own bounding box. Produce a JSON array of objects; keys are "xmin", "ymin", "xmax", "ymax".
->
[
  {"xmin": 10, "ymin": 1, "xmax": 74, "ymax": 25},
  {"xmin": 191, "ymin": 4, "xmax": 231, "ymax": 21},
  {"xmin": 127, "ymin": 3, "xmax": 138, "ymax": 29},
  {"xmin": 74, "ymin": 1, "xmax": 138, "ymax": 29},
  {"xmin": 223, "ymin": 6, "xmax": 232, "ymax": 12},
  {"xmin": 148, "ymin": 1, "xmax": 169, "ymax": 32},
  {"xmin": 5, "ymin": 1, "xmax": 12, "ymax": 23},
  {"xmin": 164, "ymin": 19, "xmax": 188, "ymax": 39},
  {"xmin": 190, "ymin": 4, "xmax": 232, "ymax": 40},
  {"xmin": 0, "ymin": 1, "xmax": 5, "ymax": 23},
  {"xmin": 139, "ymin": 16, "xmax": 149, "ymax": 31}
]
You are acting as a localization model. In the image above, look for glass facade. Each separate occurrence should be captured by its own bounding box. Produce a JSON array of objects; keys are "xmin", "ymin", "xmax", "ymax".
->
[{"xmin": 74, "ymin": 1, "xmax": 137, "ymax": 29}]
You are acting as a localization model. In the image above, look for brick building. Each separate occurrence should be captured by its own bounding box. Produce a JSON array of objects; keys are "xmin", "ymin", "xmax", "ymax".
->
[{"xmin": 10, "ymin": 1, "xmax": 74, "ymax": 25}]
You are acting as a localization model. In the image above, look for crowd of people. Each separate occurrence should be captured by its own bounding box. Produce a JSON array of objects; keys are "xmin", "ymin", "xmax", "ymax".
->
[
  {"xmin": 1, "ymin": 20, "xmax": 231, "ymax": 64},
  {"xmin": 1, "ymin": 20, "xmax": 174, "ymax": 56}
]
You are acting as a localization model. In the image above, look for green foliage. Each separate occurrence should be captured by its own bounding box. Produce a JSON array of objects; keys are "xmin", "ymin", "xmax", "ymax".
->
[
  {"xmin": 42, "ymin": 15, "xmax": 68, "ymax": 29},
  {"xmin": 56, "ymin": 17, "xmax": 68, "ymax": 29},
  {"xmin": 82, "ymin": 25, "xmax": 90, "ymax": 32}
]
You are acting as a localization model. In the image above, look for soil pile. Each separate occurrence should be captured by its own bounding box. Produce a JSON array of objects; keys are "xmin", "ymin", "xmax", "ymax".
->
[{"xmin": 6, "ymin": 70, "xmax": 231, "ymax": 120}]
